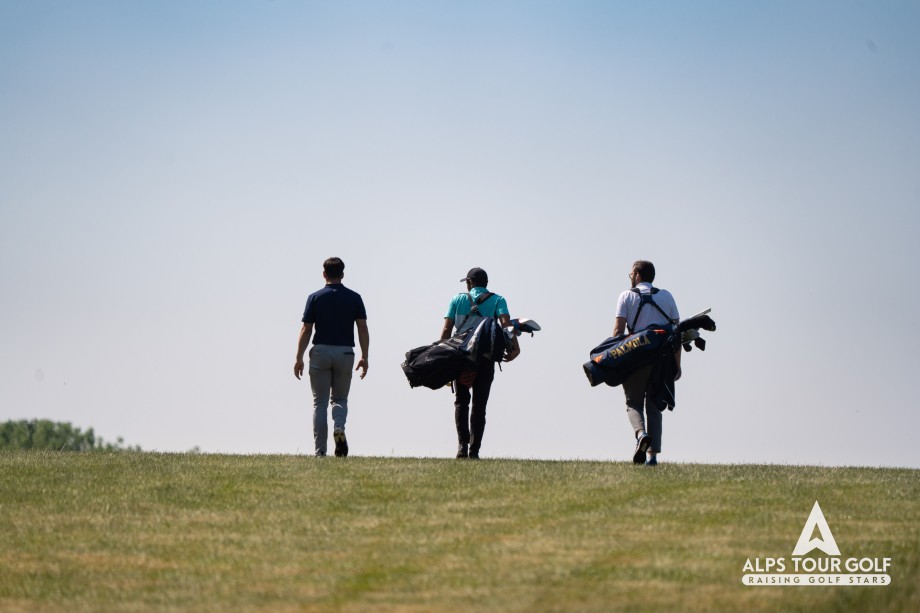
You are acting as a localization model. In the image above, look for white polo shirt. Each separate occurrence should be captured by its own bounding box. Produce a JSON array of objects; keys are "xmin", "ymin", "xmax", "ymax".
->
[{"xmin": 615, "ymin": 282, "xmax": 679, "ymax": 333}]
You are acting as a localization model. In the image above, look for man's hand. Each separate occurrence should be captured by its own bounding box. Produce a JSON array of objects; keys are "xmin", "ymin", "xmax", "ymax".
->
[
  {"xmin": 356, "ymin": 358, "xmax": 368, "ymax": 379},
  {"xmin": 294, "ymin": 359, "xmax": 305, "ymax": 380}
]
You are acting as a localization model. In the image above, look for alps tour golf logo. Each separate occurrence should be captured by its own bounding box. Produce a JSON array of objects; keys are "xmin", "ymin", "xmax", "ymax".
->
[{"xmin": 742, "ymin": 501, "xmax": 892, "ymax": 586}]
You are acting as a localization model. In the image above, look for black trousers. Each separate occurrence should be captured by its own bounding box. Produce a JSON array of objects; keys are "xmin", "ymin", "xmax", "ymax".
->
[{"xmin": 454, "ymin": 362, "xmax": 495, "ymax": 453}]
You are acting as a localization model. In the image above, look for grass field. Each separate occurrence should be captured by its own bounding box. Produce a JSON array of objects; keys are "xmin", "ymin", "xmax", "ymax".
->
[{"xmin": 1, "ymin": 452, "xmax": 917, "ymax": 612}]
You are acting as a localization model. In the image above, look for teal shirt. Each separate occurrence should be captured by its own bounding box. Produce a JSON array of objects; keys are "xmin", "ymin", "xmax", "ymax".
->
[{"xmin": 445, "ymin": 286, "xmax": 509, "ymax": 332}]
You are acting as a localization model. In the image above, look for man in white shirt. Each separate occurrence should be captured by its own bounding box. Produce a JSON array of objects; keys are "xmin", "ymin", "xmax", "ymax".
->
[{"xmin": 613, "ymin": 260, "xmax": 680, "ymax": 466}]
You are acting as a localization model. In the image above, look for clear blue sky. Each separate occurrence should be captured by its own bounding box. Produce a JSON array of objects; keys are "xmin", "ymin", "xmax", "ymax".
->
[{"xmin": 2, "ymin": 1, "xmax": 918, "ymax": 466}]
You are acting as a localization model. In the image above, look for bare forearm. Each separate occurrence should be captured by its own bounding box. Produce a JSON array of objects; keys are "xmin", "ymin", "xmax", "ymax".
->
[
  {"xmin": 358, "ymin": 324, "xmax": 370, "ymax": 360},
  {"xmin": 354, "ymin": 320, "xmax": 370, "ymax": 379},
  {"xmin": 507, "ymin": 334, "xmax": 520, "ymax": 360},
  {"xmin": 498, "ymin": 314, "xmax": 520, "ymax": 361},
  {"xmin": 296, "ymin": 325, "xmax": 312, "ymax": 359}
]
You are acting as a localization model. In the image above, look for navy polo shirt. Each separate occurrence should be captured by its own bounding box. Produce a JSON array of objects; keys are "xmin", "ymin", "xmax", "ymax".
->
[{"xmin": 302, "ymin": 283, "xmax": 367, "ymax": 347}]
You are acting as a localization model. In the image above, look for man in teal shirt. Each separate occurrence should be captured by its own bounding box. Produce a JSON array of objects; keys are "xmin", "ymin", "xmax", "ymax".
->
[{"xmin": 440, "ymin": 267, "xmax": 520, "ymax": 459}]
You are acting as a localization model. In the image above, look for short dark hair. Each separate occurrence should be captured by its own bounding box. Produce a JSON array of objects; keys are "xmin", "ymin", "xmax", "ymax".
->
[
  {"xmin": 632, "ymin": 260, "xmax": 655, "ymax": 283},
  {"xmin": 323, "ymin": 257, "xmax": 345, "ymax": 279}
]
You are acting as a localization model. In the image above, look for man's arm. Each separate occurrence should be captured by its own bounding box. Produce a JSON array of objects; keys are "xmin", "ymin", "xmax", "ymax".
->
[
  {"xmin": 613, "ymin": 317, "xmax": 627, "ymax": 338},
  {"xmin": 498, "ymin": 314, "xmax": 520, "ymax": 362},
  {"xmin": 355, "ymin": 319, "xmax": 369, "ymax": 379},
  {"xmin": 294, "ymin": 322, "xmax": 313, "ymax": 380},
  {"xmin": 440, "ymin": 318, "xmax": 454, "ymax": 341}
]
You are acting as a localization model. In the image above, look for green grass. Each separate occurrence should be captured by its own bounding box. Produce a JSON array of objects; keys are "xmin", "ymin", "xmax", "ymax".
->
[{"xmin": 1, "ymin": 452, "xmax": 917, "ymax": 612}]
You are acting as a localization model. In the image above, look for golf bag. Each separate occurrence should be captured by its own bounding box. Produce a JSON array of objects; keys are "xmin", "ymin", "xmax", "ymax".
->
[
  {"xmin": 583, "ymin": 323, "xmax": 681, "ymax": 388},
  {"xmin": 584, "ymin": 306, "xmax": 717, "ymax": 398},
  {"xmin": 402, "ymin": 316, "xmax": 507, "ymax": 390},
  {"xmin": 402, "ymin": 342, "xmax": 470, "ymax": 390}
]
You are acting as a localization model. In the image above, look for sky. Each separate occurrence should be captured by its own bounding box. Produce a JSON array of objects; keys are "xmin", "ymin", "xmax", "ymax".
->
[{"xmin": 2, "ymin": 1, "xmax": 918, "ymax": 467}]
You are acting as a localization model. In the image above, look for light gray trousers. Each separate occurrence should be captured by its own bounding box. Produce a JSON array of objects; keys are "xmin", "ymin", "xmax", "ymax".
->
[
  {"xmin": 308, "ymin": 344, "xmax": 355, "ymax": 455},
  {"xmin": 622, "ymin": 363, "xmax": 665, "ymax": 454}
]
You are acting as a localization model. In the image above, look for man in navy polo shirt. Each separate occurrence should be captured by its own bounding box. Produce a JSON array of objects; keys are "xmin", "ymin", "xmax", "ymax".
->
[{"xmin": 294, "ymin": 257, "xmax": 369, "ymax": 457}]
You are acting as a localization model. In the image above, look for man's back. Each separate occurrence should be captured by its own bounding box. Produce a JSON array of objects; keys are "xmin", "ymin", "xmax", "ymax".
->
[
  {"xmin": 446, "ymin": 287, "xmax": 509, "ymax": 333},
  {"xmin": 303, "ymin": 284, "xmax": 366, "ymax": 346},
  {"xmin": 616, "ymin": 282, "xmax": 678, "ymax": 333}
]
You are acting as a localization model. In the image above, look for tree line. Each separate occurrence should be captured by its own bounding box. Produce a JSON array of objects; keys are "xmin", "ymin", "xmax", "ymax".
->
[{"xmin": 0, "ymin": 420, "xmax": 140, "ymax": 451}]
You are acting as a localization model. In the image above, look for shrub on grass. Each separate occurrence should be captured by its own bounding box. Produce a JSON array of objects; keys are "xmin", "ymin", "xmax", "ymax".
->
[{"xmin": 0, "ymin": 419, "xmax": 139, "ymax": 451}]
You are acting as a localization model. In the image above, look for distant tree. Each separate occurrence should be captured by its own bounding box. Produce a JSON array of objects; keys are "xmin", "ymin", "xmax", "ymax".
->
[{"xmin": 0, "ymin": 420, "xmax": 140, "ymax": 451}]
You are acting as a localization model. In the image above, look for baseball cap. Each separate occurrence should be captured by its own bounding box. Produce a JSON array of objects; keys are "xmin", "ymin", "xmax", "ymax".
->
[{"xmin": 460, "ymin": 267, "xmax": 488, "ymax": 286}]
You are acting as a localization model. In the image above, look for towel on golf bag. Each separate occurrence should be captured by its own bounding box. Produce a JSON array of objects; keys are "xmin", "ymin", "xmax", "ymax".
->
[
  {"xmin": 402, "ymin": 316, "xmax": 507, "ymax": 390},
  {"xmin": 583, "ymin": 323, "xmax": 680, "ymax": 388}
]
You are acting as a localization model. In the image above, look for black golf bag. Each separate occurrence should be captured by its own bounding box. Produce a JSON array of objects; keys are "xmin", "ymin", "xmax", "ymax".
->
[{"xmin": 402, "ymin": 316, "xmax": 507, "ymax": 390}]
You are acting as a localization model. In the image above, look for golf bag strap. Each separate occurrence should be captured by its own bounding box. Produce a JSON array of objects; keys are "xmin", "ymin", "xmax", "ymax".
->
[
  {"xmin": 455, "ymin": 292, "xmax": 496, "ymax": 334},
  {"xmin": 465, "ymin": 292, "xmax": 494, "ymax": 315},
  {"xmin": 629, "ymin": 287, "xmax": 673, "ymax": 334}
]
